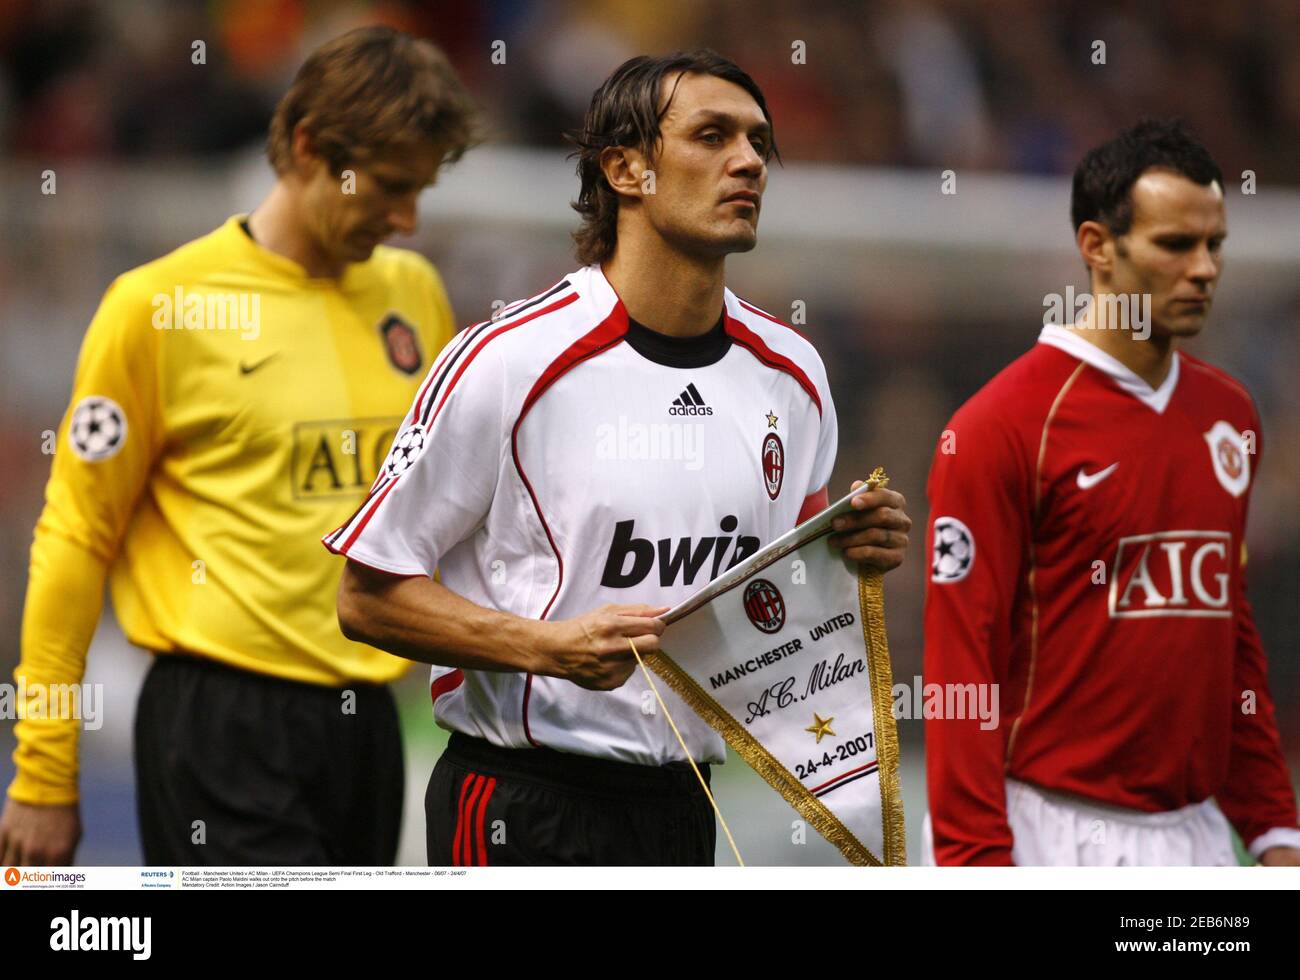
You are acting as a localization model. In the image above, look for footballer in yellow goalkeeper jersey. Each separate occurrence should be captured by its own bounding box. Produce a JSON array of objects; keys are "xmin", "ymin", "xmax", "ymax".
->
[{"xmin": 0, "ymin": 26, "xmax": 478, "ymax": 865}]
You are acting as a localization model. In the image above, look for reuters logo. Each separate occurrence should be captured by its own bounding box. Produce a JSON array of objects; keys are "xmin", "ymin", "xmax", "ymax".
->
[{"xmin": 4, "ymin": 867, "xmax": 19, "ymax": 886}]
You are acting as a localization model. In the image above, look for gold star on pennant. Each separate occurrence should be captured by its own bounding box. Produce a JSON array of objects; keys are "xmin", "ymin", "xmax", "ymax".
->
[
  {"xmin": 806, "ymin": 713, "xmax": 835, "ymax": 743},
  {"xmin": 765, "ymin": 410, "xmax": 779, "ymax": 429}
]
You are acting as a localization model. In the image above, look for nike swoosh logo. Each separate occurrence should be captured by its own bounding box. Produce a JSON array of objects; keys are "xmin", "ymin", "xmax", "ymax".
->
[
  {"xmin": 239, "ymin": 353, "xmax": 279, "ymax": 375},
  {"xmin": 1076, "ymin": 462, "xmax": 1119, "ymax": 490}
]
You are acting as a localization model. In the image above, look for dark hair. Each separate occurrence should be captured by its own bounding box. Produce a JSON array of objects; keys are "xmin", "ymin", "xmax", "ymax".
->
[
  {"xmin": 268, "ymin": 26, "xmax": 480, "ymax": 177},
  {"xmin": 1071, "ymin": 118, "xmax": 1222, "ymax": 235},
  {"xmin": 567, "ymin": 49, "xmax": 779, "ymax": 266}
]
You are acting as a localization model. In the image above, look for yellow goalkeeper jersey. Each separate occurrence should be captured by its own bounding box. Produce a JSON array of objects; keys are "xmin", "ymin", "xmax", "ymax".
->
[{"xmin": 11, "ymin": 215, "xmax": 455, "ymax": 802}]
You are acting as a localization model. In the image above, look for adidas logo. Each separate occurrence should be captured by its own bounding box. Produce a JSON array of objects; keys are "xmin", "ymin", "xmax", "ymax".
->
[{"xmin": 669, "ymin": 383, "xmax": 714, "ymax": 416}]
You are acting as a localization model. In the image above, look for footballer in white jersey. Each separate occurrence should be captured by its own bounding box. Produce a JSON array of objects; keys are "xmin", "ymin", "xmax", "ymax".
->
[
  {"xmin": 326, "ymin": 263, "xmax": 837, "ymax": 766},
  {"xmin": 326, "ymin": 50, "xmax": 912, "ymax": 866}
]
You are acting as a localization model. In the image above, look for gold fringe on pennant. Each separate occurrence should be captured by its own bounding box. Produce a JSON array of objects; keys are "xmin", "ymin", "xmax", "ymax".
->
[{"xmin": 860, "ymin": 568, "xmax": 907, "ymax": 865}]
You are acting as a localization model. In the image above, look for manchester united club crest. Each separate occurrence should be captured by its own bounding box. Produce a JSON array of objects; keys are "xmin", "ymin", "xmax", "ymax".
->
[
  {"xmin": 379, "ymin": 314, "xmax": 423, "ymax": 375},
  {"xmin": 743, "ymin": 579, "xmax": 786, "ymax": 634},
  {"xmin": 383, "ymin": 424, "xmax": 426, "ymax": 478},
  {"xmin": 762, "ymin": 432, "xmax": 784, "ymax": 500},
  {"xmin": 1203, "ymin": 420, "xmax": 1250, "ymax": 498}
]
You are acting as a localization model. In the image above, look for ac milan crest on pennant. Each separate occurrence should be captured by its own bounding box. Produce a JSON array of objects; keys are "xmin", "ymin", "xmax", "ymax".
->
[
  {"xmin": 379, "ymin": 314, "xmax": 423, "ymax": 375},
  {"xmin": 762, "ymin": 433, "xmax": 784, "ymax": 499},
  {"xmin": 743, "ymin": 578, "xmax": 786, "ymax": 633}
]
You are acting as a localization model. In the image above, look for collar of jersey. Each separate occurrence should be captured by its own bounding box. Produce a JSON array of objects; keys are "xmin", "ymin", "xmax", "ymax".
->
[
  {"xmin": 227, "ymin": 214, "xmax": 371, "ymax": 290},
  {"xmin": 1038, "ymin": 323, "xmax": 1180, "ymax": 414},
  {"xmin": 589, "ymin": 263, "xmax": 733, "ymax": 368},
  {"xmin": 622, "ymin": 312, "xmax": 730, "ymax": 367}
]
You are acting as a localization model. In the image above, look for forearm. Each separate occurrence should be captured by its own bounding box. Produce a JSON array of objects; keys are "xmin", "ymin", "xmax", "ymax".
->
[
  {"xmin": 337, "ymin": 561, "xmax": 548, "ymax": 673},
  {"xmin": 925, "ymin": 717, "xmax": 1015, "ymax": 865},
  {"xmin": 1217, "ymin": 591, "xmax": 1300, "ymax": 847},
  {"xmin": 9, "ymin": 530, "xmax": 106, "ymax": 805},
  {"xmin": 924, "ymin": 595, "xmax": 1016, "ymax": 864}
]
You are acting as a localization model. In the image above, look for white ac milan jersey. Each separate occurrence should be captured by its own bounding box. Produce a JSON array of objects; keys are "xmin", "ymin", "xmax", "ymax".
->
[{"xmin": 325, "ymin": 264, "xmax": 837, "ymax": 765}]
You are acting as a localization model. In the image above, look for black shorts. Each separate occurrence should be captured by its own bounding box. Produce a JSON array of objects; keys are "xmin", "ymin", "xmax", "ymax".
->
[
  {"xmin": 134, "ymin": 653, "xmax": 403, "ymax": 865},
  {"xmin": 425, "ymin": 732, "xmax": 716, "ymax": 866}
]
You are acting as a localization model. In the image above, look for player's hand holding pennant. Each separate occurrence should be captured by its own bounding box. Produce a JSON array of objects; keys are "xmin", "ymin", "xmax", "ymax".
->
[{"xmin": 648, "ymin": 469, "xmax": 905, "ymax": 865}]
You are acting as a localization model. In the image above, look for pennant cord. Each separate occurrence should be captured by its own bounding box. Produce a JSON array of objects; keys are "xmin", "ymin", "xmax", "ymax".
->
[{"xmin": 627, "ymin": 637, "xmax": 745, "ymax": 867}]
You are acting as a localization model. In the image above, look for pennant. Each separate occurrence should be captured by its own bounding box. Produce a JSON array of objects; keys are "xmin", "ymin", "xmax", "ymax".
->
[{"xmin": 653, "ymin": 469, "xmax": 905, "ymax": 865}]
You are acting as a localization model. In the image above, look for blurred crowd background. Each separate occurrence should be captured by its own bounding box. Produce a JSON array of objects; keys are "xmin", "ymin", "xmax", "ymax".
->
[
  {"xmin": 4, "ymin": 0, "xmax": 1299, "ymax": 176},
  {"xmin": 1, "ymin": 0, "xmax": 1297, "ymax": 865}
]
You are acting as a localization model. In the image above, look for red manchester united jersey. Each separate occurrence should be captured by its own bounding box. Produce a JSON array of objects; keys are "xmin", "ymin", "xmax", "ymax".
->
[{"xmin": 924, "ymin": 324, "xmax": 1300, "ymax": 865}]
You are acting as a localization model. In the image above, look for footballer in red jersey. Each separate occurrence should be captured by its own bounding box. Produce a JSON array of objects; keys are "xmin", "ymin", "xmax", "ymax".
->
[{"xmin": 923, "ymin": 119, "xmax": 1300, "ymax": 866}]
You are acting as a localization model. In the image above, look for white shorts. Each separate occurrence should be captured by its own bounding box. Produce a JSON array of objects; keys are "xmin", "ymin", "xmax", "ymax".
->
[{"xmin": 922, "ymin": 778, "xmax": 1237, "ymax": 866}]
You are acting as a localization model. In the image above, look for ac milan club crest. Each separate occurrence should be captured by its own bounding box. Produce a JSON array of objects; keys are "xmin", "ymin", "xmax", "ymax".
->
[
  {"xmin": 743, "ymin": 578, "xmax": 786, "ymax": 634},
  {"xmin": 379, "ymin": 314, "xmax": 423, "ymax": 375},
  {"xmin": 762, "ymin": 433, "xmax": 784, "ymax": 500},
  {"xmin": 1202, "ymin": 420, "xmax": 1250, "ymax": 497}
]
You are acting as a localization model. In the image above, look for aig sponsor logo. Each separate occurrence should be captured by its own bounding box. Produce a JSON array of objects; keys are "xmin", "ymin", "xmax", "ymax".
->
[
  {"xmin": 290, "ymin": 417, "xmax": 402, "ymax": 500},
  {"xmin": 1108, "ymin": 530, "xmax": 1232, "ymax": 619}
]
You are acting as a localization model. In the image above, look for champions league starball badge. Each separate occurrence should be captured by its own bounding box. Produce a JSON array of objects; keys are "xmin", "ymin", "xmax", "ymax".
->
[
  {"xmin": 931, "ymin": 516, "xmax": 975, "ymax": 584},
  {"xmin": 383, "ymin": 424, "xmax": 426, "ymax": 478},
  {"xmin": 69, "ymin": 396, "xmax": 128, "ymax": 462}
]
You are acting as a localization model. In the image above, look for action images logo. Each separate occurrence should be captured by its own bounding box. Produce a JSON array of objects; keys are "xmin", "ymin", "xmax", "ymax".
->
[{"xmin": 8, "ymin": 868, "xmax": 86, "ymax": 885}]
